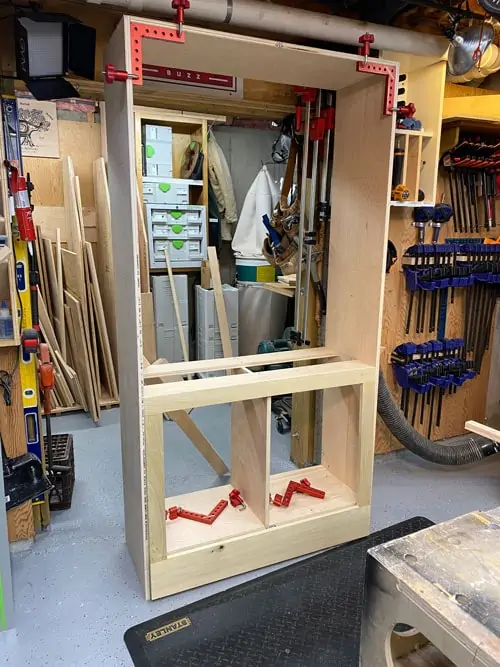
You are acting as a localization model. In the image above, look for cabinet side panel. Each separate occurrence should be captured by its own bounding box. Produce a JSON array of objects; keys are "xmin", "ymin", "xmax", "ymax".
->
[
  {"xmin": 231, "ymin": 397, "xmax": 271, "ymax": 526},
  {"xmin": 322, "ymin": 76, "xmax": 395, "ymax": 495},
  {"xmin": 104, "ymin": 18, "xmax": 149, "ymax": 597}
]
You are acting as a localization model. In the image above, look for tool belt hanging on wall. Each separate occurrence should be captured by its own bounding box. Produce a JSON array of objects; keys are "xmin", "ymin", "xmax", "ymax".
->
[
  {"xmin": 262, "ymin": 137, "xmax": 324, "ymax": 279},
  {"xmin": 262, "ymin": 139, "xmax": 306, "ymax": 276}
]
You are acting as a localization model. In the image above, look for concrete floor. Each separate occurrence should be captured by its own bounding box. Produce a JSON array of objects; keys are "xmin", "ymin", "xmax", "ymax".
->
[{"xmin": 2, "ymin": 407, "xmax": 500, "ymax": 666}]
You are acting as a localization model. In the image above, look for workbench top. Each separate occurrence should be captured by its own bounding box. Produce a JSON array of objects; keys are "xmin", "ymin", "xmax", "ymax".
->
[{"xmin": 369, "ymin": 507, "xmax": 500, "ymax": 665}]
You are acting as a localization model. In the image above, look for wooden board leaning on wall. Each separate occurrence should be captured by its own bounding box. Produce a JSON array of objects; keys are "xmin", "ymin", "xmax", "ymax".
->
[
  {"xmin": 25, "ymin": 103, "xmax": 102, "ymax": 244},
  {"xmin": 34, "ymin": 156, "xmax": 119, "ymax": 420},
  {"xmin": 376, "ymin": 173, "xmax": 499, "ymax": 454}
]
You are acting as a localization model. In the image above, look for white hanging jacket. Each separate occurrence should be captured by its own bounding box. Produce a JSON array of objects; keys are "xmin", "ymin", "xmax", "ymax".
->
[
  {"xmin": 207, "ymin": 131, "xmax": 238, "ymax": 241},
  {"xmin": 231, "ymin": 166, "xmax": 279, "ymax": 259}
]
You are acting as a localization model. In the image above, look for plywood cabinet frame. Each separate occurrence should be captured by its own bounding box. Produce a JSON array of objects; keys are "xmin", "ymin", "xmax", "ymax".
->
[
  {"xmin": 144, "ymin": 354, "xmax": 378, "ymax": 599},
  {"xmin": 103, "ymin": 15, "xmax": 435, "ymax": 600}
]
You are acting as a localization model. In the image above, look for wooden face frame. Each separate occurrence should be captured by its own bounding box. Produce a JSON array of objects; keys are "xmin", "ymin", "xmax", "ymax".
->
[{"xmin": 105, "ymin": 15, "xmax": 397, "ymax": 600}]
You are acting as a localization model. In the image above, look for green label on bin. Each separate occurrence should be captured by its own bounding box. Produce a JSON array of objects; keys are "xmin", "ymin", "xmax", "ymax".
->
[
  {"xmin": 159, "ymin": 183, "xmax": 171, "ymax": 193},
  {"xmin": 146, "ymin": 145, "xmax": 155, "ymax": 158},
  {"xmin": 172, "ymin": 240, "xmax": 184, "ymax": 250},
  {"xmin": 170, "ymin": 211, "xmax": 184, "ymax": 220},
  {"xmin": 171, "ymin": 224, "xmax": 183, "ymax": 234}
]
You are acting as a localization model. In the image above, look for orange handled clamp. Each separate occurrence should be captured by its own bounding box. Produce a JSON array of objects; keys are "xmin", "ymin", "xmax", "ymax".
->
[{"xmin": 38, "ymin": 343, "xmax": 54, "ymax": 415}]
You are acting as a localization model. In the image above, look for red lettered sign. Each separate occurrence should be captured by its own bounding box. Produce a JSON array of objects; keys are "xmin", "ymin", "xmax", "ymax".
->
[{"xmin": 143, "ymin": 65, "xmax": 238, "ymax": 92}]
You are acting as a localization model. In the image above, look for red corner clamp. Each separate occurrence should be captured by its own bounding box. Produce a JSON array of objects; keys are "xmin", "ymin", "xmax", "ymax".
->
[
  {"xmin": 356, "ymin": 32, "xmax": 396, "ymax": 117},
  {"xmin": 271, "ymin": 478, "xmax": 326, "ymax": 508},
  {"xmin": 167, "ymin": 500, "xmax": 228, "ymax": 525}
]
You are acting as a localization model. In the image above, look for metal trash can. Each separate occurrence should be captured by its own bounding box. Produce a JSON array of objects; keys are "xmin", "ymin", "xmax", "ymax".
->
[{"xmin": 236, "ymin": 281, "xmax": 288, "ymax": 356}]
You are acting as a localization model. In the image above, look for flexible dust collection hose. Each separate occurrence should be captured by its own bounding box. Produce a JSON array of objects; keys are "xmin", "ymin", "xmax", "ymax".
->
[{"xmin": 377, "ymin": 372, "xmax": 500, "ymax": 466}]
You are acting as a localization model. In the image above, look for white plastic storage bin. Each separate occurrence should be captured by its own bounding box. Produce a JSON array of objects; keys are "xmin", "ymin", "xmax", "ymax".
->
[
  {"xmin": 195, "ymin": 285, "xmax": 238, "ymax": 377},
  {"xmin": 147, "ymin": 204, "xmax": 207, "ymax": 269},
  {"xmin": 143, "ymin": 178, "xmax": 189, "ymax": 205},
  {"xmin": 143, "ymin": 177, "xmax": 203, "ymax": 205},
  {"xmin": 151, "ymin": 275, "xmax": 189, "ymax": 363},
  {"xmin": 143, "ymin": 124, "xmax": 173, "ymax": 177}
]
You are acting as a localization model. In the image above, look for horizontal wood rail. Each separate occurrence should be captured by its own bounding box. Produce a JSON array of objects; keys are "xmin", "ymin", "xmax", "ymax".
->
[
  {"xmin": 144, "ymin": 360, "xmax": 375, "ymax": 414},
  {"xmin": 465, "ymin": 420, "xmax": 500, "ymax": 442},
  {"xmin": 143, "ymin": 346, "xmax": 338, "ymax": 380}
]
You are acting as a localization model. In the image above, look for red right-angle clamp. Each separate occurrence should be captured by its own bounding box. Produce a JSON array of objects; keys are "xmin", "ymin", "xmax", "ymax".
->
[
  {"xmin": 356, "ymin": 33, "xmax": 396, "ymax": 116},
  {"xmin": 297, "ymin": 478, "xmax": 326, "ymax": 500},
  {"xmin": 166, "ymin": 500, "xmax": 228, "ymax": 524}
]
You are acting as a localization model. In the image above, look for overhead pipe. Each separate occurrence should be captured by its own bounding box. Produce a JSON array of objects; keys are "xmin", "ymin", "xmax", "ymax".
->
[{"xmin": 87, "ymin": 0, "xmax": 449, "ymax": 58}]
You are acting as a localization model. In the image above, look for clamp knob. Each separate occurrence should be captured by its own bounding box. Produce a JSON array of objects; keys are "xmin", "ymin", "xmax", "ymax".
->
[
  {"xmin": 172, "ymin": 0, "xmax": 190, "ymax": 36},
  {"xmin": 358, "ymin": 32, "xmax": 375, "ymax": 62},
  {"xmin": 103, "ymin": 64, "xmax": 138, "ymax": 84}
]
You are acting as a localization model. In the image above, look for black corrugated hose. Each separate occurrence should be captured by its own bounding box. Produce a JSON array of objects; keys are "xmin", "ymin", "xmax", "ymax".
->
[{"xmin": 377, "ymin": 372, "xmax": 500, "ymax": 465}]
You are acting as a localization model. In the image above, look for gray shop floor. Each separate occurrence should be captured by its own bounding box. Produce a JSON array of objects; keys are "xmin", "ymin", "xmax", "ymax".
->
[{"xmin": 2, "ymin": 406, "xmax": 500, "ymax": 666}]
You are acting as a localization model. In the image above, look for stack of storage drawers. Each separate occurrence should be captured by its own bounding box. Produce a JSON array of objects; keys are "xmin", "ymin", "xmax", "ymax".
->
[
  {"xmin": 144, "ymin": 178, "xmax": 207, "ymax": 270},
  {"xmin": 147, "ymin": 203, "xmax": 206, "ymax": 269},
  {"xmin": 195, "ymin": 285, "xmax": 238, "ymax": 377},
  {"xmin": 143, "ymin": 124, "xmax": 173, "ymax": 177}
]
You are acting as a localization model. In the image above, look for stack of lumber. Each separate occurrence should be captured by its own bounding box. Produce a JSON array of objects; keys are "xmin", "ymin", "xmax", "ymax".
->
[{"xmin": 35, "ymin": 156, "xmax": 118, "ymax": 422}]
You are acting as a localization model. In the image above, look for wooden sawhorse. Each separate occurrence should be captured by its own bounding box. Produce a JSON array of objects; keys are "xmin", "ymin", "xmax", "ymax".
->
[{"xmin": 361, "ymin": 507, "xmax": 500, "ymax": 666}]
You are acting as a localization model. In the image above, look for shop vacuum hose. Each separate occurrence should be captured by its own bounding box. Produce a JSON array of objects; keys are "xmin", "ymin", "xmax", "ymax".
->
[{"xmin": 377, "ymin": 372, "xmax": 500, "ymax": 465}]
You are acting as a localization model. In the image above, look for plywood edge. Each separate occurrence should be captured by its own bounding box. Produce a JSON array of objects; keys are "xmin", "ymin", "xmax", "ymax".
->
[
  {"xmin": 134, "ymin": 105, "xmax": 226, "ymax": 124},
  {"xmin": 143, "ymin": 347, "xmax": 337, "ymax": 379},
  {"xmin": 144, "ymin": 361, "xmax": 377, "ymax": 414},
  {"xmin": 105, "ymin": 12, "xmax": 149, "ymax": 600}
]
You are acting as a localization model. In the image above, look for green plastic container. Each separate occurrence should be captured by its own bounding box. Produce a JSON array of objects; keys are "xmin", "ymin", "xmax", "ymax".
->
[{"xmin": 235, "ymin": 258, "xmax": 276, "ymax": 283}]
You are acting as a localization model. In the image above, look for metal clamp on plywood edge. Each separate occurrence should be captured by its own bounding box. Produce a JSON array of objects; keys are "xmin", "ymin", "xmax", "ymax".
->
[
  {"xmin": 172, "ymin": 0, "xmax": 190, "ymax": 36},
  {"xmin": 356, "ymin": 32, "xmax": 397, "ymax": 116}
]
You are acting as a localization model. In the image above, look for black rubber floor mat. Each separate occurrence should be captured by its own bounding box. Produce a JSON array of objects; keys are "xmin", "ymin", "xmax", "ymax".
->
[{"xmin": 125, "ymin": 517, "xmax": 433, "ymax": 666}]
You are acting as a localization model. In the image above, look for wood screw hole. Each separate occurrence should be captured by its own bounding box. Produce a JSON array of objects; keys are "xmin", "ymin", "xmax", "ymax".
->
[
  {"xmin": 455, "ymin": 594, "xmax": 468, "ymax": 605},
  {"xmin": 404, "ymin": 553, "xmax": 417, "ymax": 564}
]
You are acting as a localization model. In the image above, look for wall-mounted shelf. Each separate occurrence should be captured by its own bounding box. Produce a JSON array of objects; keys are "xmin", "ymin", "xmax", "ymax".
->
[
  {"xmin": 390, "ymin": 200, "xmax": 434, "ymax": 208},
  {"xmin": 384, "ymin": 50, "xmax": 445, "ymax": 208},
  {"xmin": 134, "ymin": 107, "xmax": 225, "ymax": 273},
  {"xmin": 0, "ymin": 338, "xmax": 17, "ymax": 347},
  {"xmin": 391, "ymin": 130, "xmax": 434, "ymax": 204},
  {"xmin": 395, "ymin": 129, "xmax": 434, "ymax": 138}
]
